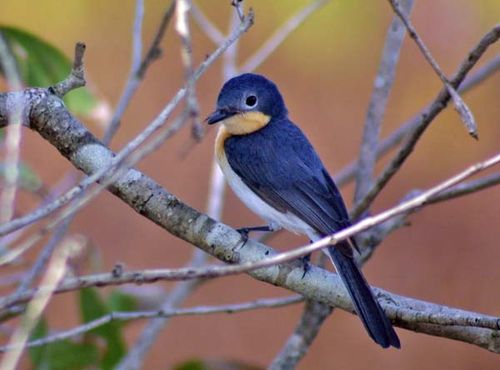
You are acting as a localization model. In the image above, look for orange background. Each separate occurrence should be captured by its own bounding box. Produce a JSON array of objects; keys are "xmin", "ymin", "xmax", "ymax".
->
[{"xmin": 1, "ymin": 1, "xmax": 499, "ymax": 369}]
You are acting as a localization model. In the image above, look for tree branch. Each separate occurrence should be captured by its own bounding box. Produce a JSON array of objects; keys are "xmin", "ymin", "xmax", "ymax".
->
[
  {"xmin": 241, "ymin": 0, "xmax": 329, "ymax": 73},
  {"xmin": 269, "ymin": 300, "xmax": 332, "ymax": 370},
  {"xmin": 335, "ymin": 54, "xmax": 500, "ymax": 188},
  {"xmin": 352, "ymin": 24, "xmax": 500, "ymax": 218},
  {"xmin": 103, "ymin": 0, "xmax": 176, "ymax": 144},
  {"xmin": 354, "ymin": 0, "xmax": 414, "ymax": 205},
  {"xmin": 0, "ymin": 11, "xmax": 254, "ymax": 239},
  {"xmin": 387, "ymin": 0, "xmax": 478, "ymax": 138}
]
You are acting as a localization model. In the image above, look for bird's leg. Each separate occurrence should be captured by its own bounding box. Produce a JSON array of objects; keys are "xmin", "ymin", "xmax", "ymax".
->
[
  {"xmin": 236, "ymin": 225, "xmax": 274, "ymax": 247},
  {"xmin": 301, "ymin": 252, "xmax": 312, "ymax": 279}
]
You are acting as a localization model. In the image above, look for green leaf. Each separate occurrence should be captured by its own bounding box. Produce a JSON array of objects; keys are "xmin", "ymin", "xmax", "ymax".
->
[
  {"xmin": 108, "ymin": 290, "xmax": 138, "ymax": 313},
  {"xmin": 174, "ymin": 360, "xmax": 207, "ymax": 370},
  {"xmin": 28, "ymin": 318, "xmax": 99, "ymax": 370},
  {"xmin": 0, "ymin": 25, "xmax": 97, "ymax": 115},
  {"xmin": 79, "ymin": 287, "xmax": 127, "ymax": 369},
  {"xmin": 42, "ymin": 341, "xmax": 98, "ymax": 370}
]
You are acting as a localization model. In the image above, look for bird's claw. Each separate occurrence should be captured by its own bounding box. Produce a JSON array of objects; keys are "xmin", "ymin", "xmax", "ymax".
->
[
  {"xmin": 300, "ymin": 253, "xmax": 312, "ymax": 279},
  {"xmin": 236, "ymin": 225, "xmax": 273, "ymax": 247},
  {"xmin": 236, "ymin": 227, "xmax": 250, "ymax": 247}
]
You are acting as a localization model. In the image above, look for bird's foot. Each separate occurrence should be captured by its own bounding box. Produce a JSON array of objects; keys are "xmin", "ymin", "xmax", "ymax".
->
[
  {"xmin": 236, "ymin": 225, "xmax": 273, "ymax": 247},
  {"xmin": 300, "ymin": 253, "xmax": 312, "ymax": 279}
]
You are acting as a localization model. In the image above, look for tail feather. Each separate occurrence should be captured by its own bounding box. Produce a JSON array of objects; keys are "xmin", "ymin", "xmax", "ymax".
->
[{"xmin": 328, "ymin": 244, "xmax": 400, "ymax": 349}]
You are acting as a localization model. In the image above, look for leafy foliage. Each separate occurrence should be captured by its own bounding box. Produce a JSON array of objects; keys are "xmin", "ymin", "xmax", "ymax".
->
[
  {"xmin": 29, "ymin": 319, "xmax": 98, "ymax": 370},
  {"xmin": 28, "ymin": 288, "xmax": 138, "ymax": 370}
]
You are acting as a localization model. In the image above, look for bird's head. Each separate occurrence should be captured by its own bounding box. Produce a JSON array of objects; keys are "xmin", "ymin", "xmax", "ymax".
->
[{"xmin": 206, "ymin": 73, "xmax": 287, "ymax": 135}]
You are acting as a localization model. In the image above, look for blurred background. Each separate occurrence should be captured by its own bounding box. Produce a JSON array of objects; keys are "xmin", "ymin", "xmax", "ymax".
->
[{"xmin": 0, "ymin": 0, "xmax": 499, "ymax": 369}]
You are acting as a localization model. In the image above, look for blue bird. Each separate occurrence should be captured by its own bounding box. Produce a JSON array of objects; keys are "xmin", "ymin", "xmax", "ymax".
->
[{"xmin": 207, "ymin": 73, "xmax": 400, "ymax": 349}]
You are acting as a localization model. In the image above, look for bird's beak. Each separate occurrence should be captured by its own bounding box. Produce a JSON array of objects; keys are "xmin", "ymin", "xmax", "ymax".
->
[{"xmin": 206, "ymin": 108, "xmax": 238, "ymax": 125}]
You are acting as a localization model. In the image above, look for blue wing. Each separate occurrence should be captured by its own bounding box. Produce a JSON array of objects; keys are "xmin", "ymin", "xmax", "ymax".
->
[{"xmin": 224, "ymin": 118, "xmax": 352, "ymax": 238}]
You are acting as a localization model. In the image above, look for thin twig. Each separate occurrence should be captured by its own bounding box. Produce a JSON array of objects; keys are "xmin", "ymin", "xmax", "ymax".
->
[
  {"xmin": 0, "ymin": 237, "xmax": 78, "ymax": 370},
  {"xmin": 0, "ymin": 295, "xmax": 302, "ymax": 352},
  {"xmin": 9, "ymin": 215, "xmax": 74, "ymax": 303},
  {"xmin": 241, "ymin": 0, "xmax": 329, "ymax": 73},
  {"xmin": 231, "ymin": 0, "xmax": 245, "ymax": 22},
  {"xmin": 115, "ymin": 248, "xmax": 206, "ymax": 370},
  {"xmin": 354, "ymin": 0, "xmax": 414, "ymax": 205},
  {"xmin": 388, "ymin": 0, "xmax": 477, "ymax": 138},
  {"xmin": 49, "ymin": 42, "xmax": 86, "ymax": 97},
  {"xmin": 190, "ymin": 2, "xmax": 225, "ymax": 44},
  {"xmin": 103, "ymin": 0, "xmax": 176, "ymax": 144},
  {"xmin": 352, "ymin": 25, "xmax": 500, "ymax": 218},
  {"xmin": 102, "ymin": 0, "xmax": 144, "ymax": 145},
  {"xmin": 426, "ymin": 171, "xmax": 500, "ymax": 204},
  {"xmin": 269, "ymin": 300, "xmax": 332, "ymax": 370},
  {"xmin": 0, "ymin": 32, "xmax": 24, "ymax": 225},
  {"xmin": 176, "ymin": 0, "xmax": 203, "ymax": 140},
  {"xmin": 359, "ymin": 171, "xmax": 500, "ymax": 261},
  {"xmin": 137, "ymin": 1, "xmax": 176, "ymax": 78},
  {"xmin": 335, "ymin": 54, "xmax": 500, "ymax": 188}
]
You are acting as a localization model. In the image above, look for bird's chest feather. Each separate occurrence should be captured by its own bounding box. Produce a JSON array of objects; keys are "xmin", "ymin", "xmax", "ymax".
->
[{"xmin": 215, "ymin": 127, "xmax": 266, "ymax": 214}]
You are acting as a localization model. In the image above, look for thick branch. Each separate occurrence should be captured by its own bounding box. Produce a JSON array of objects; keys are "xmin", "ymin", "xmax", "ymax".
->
[{"xmin": 0, "ymin": 81, "xmax": 498, "ymax": 352}]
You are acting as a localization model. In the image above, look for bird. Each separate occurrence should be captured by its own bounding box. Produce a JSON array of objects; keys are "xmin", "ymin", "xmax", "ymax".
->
[{"xmin": 206, "ymin": 73, "xmax": 400, "ymax": 349}]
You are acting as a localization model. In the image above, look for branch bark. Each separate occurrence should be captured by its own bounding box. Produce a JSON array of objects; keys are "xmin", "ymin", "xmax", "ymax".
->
[{"xmin": 0, "ymin": 84, "xmax": 498, "ymax": 351}]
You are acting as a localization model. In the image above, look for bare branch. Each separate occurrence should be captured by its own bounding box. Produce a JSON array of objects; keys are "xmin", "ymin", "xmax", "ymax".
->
[
  {"xmin": 241, "ymin": 0, "xmax": 329, "ymax": 73},
  {"xmin": 388, "ymin": 0, "xmax": 478, "ymax": 138},
  {"xmin": 0, "ymin": 295, "xmax": 302, "ymax": 352},
  {"xmin": 335, "ymin": 54, "xmax": 500, "ymax": 188},
  {"xmin": 190, "ymin": 2, "xmax": 224, "ymax": 44},
  {"xmin": 176, "ymin": 0, "xmax": 203, "ymax": 140},
  {"xmin": 137, "ymin": 1, "xmax": 176, "ymax": 78},
  {"xmin": 8, "ymin": 215, "xmax": 74, "ymax": 305},
  {"xmin": 231, "ymin": 0, "xmax": 245, "ymax": 22},
  {"xmin": 50, "ymin": 42, "xmax": 86, "ymax": 97},
  {"xmin": 276, "ymin": 6, "xmax": 415, "ymax": 361},
  {"xmin": 354, "ymin": 0, "xmax": 414, "ymax": 205},
  {"xmin": 427, "ymin": 172, "xmax": 500, "ymax": 204},
  {"xmin": 0, "ymin": 32, "xmax": 22, "ymax": 89},
  {"xmin": 102, "ymin": 0, "xmax": 146, "ymax": 144},
  {"xmin": 114, "ymin": 248, "xmax": 206, "ymax": 370},
  {"xmin": 352, "ymin": 25, "xmax": 500, "ymax": 218},
  {"xmin": 103, "ymin": 0, "xmax": 176, "ymax": 144},
  {"xmin": 0, "ymin": 12, "xmax": 254, "ymax": 238},
  {"xmin": 269, "ymin": 300, "xmax": 332, "ymax": 370},
  {"xmin": 0, "ymin": 32, "xmax": 25, "ymax": 226},
  {"xmin": 0, "ymin": 237, "xmax": 79, "ymax": 370}
]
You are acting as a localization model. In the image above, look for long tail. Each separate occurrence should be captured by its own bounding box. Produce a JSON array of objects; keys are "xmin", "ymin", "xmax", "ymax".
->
[{"xmin": 328, "ymin": 244, "xmax": 400, "ymax": 349}]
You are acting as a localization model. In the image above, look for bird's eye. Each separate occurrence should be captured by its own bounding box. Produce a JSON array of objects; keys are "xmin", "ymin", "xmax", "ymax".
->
[{"xmin": 245, "ymin": 95, "xmax": 257, "ymax": 107}]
